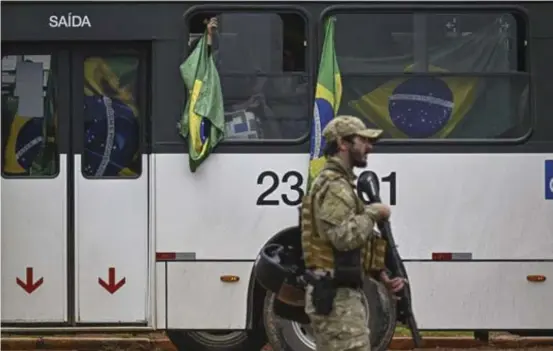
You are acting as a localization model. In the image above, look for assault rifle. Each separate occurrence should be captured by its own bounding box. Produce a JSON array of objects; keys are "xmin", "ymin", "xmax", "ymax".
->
[{"xmin": 357, "ymin": 171, "xmax": 423, "ymax": 348}]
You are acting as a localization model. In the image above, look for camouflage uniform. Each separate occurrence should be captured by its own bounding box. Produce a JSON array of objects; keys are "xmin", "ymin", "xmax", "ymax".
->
[{"xmin": 303, "ymin": 115, "xmax": 384, "ymax": 351}]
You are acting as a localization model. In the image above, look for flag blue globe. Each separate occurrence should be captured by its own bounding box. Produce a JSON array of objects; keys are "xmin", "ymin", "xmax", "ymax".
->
[
  {"xmin": 199, "ymin": 118, "xmax": 210, "ymax": 144},
  {"xmin": 310, "ymin": 97, "xmax": 334, "ymax": 158},
  {"xmin": 388, "ymin": 77, "xmax": 454, "ymax": 138},
  {"xmin": 83, "ymin": 95, "xmax": 139, "ymax": 176},
  {"xmin": 14, "ymin": 117, "xmax": 44, "ymax": 172}
]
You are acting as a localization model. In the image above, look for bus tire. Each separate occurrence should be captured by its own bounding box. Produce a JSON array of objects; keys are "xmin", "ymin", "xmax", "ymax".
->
[
  {"xmin": 262, "ymin": 277, "xmax": 397, "ymax": 351},
  {"xmin": 166, "ymin": 328, "xmax": 267, "ymax": 351}
]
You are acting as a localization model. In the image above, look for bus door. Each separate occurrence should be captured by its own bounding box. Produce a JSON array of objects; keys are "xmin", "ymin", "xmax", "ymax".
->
[{"xmin": 1, "ymin": 43, "xmax": 150, "ymax": 325}]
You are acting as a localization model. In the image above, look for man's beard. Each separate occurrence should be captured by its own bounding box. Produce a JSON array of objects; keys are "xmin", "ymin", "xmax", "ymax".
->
[{"xmin": 349, "ymin": 148, "xmax": 368, "ymax": 168}]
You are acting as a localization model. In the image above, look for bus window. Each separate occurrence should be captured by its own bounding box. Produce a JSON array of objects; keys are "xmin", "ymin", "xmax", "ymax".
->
[
  {"xmin": 1, "ymin": 54, "xmax": 59, "ymax": 177},
  {"xmin": 328, "ymin": 11, "xmax": 530, "ymax": 140},
  {"xmin": 82, "ymin": 55, "xmax": 142, "ymax": 178},
  {"xmin": 187, "ymin": 12, "xmax": 309, "ymax": 141}
]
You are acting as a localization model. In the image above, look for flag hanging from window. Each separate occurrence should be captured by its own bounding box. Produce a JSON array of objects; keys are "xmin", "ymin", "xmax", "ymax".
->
[
  {"xmin": 179, "ymin": 32, "xmax": 225, "ymax": 173},
  {"xmin": 308, "ymin": 17, "xmax": 342, "ymax": 188}
]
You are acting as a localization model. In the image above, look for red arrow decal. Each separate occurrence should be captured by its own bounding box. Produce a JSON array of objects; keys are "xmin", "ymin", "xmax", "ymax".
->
[
  {"xmin": 98, "ymin": 267, "xmax": 126, "ymax": 294},
  {"xmin": 16, "ymin": 267, "xmax": 44, "ymax": 294}
]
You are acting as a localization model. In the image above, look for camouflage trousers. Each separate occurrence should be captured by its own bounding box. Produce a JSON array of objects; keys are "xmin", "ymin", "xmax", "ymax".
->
[{"xmin": 305, "ymin": 284, "xmax": 370, "ymax": 351}]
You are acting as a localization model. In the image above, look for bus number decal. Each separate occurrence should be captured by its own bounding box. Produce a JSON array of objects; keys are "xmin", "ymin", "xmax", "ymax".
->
[
  {"xmin": 381, "ymin": 172, "xmax": 397, "ymax": 206},
  {"xmin": 256, "ymin": 170, "xmax": 304, "ymax": 206}
]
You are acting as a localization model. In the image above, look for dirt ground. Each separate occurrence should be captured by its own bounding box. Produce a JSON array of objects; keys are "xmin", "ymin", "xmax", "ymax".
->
[{"xmin": 3, "ymin": 330, "xmax": 552, "ymax": 351}]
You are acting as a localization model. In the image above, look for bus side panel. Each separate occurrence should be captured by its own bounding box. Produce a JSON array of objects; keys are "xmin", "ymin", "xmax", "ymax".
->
[
  {"xmin": 154, "ymin": 153, "xmax": 308, "ymax": 260},
  {"xmin": 166, "ymin": 261, "xmax": 252, "ymax": 329},
  {"xmin": 405, "ymin": 261, "xmax": 553, "ymax": 329},
  {"xmin": 354, "ymin": 153, "xmax": 553, "ymax": 260},
  {"xmin": 155, "ymin": 263, "xmax": 167, "ymax": 329},
  {"xmin": 155, "ymin": 153, "xmax": 553, "ymax": 261}
]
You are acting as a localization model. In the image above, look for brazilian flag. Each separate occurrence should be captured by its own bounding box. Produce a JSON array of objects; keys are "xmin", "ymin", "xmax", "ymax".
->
[
  {"xmin": 3, "ymin": 61, "xmax": 55, "ymax": 176},
  {"xmin": 308, "ymin": 17, "xmax": 342, "ymax": 187},
  {"xmin": 3, "ymin": 106, "xmax": 46, "ymax": 176},
  {"xmin": 349, "ymin": 65, "xmax": 477, "ymax": 139},
  {"xmin": 179, "ymin": 31, "xmax": 225, "ymax": 173},
  {"xmin": 83, "ymin": 57, "xmax": 141, "ymax": 177},
  {"xmin": 30, "ymin": 62, "xmax": 58, "ymax": 176}
]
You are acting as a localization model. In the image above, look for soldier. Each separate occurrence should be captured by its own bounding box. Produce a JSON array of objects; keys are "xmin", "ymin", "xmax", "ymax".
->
[{"xmin": 301, "ymin": 115, "xmax": 406, "ymax": 351}]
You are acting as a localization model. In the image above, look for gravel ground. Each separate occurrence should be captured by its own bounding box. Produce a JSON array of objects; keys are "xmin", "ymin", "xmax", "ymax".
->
[
  {"xmin": 14, "ymin": 346, "xmax": 553, "ymax": 351},
  {"xmin": 22, "ymin": 348, "xmax": 553, "ymax": 351},
  {"xmin": 4, "ymin": 331, "xmax": 552, "ymax": 351}
]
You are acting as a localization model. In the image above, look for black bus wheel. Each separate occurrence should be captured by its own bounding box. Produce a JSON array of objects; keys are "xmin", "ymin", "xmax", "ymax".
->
[
  {"xmin": 166, "ymin": 328, "xmax": 267, "ymax": 351},
  {"xmin": 262, "ymin": 277, "xmax": 397, "ymax": 351}
]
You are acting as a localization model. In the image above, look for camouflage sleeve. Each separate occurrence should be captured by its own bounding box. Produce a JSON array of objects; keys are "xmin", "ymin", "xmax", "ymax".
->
[{"xmin": 316, "ymin": 180, "xmax": 378, "ymax": 251}]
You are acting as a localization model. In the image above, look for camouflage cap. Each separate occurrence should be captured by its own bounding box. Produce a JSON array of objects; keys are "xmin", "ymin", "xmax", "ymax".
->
[{"xmin": 323, "ymin": 115, "xmax": 383, "ymax": 142}]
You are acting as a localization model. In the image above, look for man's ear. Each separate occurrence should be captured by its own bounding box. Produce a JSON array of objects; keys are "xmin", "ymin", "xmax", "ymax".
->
[{"xmin": 336, "ymin": 137, "xmax": 348, "ymax": 152}]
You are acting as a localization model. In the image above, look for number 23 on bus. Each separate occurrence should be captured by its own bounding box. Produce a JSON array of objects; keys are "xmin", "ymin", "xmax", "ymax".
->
[{"xmin": 255, "ymin": 170, "xmax": 398, "ymax": 206}]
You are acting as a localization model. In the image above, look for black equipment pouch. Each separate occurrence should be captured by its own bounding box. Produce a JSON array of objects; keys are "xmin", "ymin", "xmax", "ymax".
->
[
  {"xmin": 310, "ymin": 273, "xmax": 336, "ymax": 316},
  {"xmin": 333, "ymin": 248, "xmax": 363, "ymax": 289}
]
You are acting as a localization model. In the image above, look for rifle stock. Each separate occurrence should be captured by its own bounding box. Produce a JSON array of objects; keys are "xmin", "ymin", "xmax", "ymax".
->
[{"xmin": 357, "ymin": 172, "xmax": 423, "ymax": 348}]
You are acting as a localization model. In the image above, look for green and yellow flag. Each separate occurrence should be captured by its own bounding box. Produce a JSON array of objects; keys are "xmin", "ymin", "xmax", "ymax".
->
[
  {"xmin": 30, "ymin": 61, "xmax": 57, "ymax": 176},
  {"xmin": 308, "ymin": 17, "xmax": 342, "ymax": 188},
  {"xmin": 4, "ymin": 60, "xmax": 57, "ymax": 177},
  {"xmin": 179, "ymin": 32, "xmax": 225, "ymax": 172},
  {"xmin": 83, "ymin": 57, "xmax": 141, "ymax": 177},
  {"xmin": 349, "ymin": 64, "xmax": 477, "ymax": 139}
]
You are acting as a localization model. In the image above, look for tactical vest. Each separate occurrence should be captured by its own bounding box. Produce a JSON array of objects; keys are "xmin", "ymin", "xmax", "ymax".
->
[{"xmin": 301, "ymin": 169, "xmax": 387, "ymax": 275}]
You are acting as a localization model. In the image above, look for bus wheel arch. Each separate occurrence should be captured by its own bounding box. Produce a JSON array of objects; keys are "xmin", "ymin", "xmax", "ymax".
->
[
  {"xmin": 252, "ymin": 225, "xmax": 398, "ymax": 351},
  {"xmin": 165, "ymin": 227, "xmax": 298, "ymax": 351},
  {"xmin": 262, "ymin": 276, "xmax": 398, "ymax": 351},
  {"xmin": 248, "ymin": 226, "xmax": 304, "ymax": 331}
]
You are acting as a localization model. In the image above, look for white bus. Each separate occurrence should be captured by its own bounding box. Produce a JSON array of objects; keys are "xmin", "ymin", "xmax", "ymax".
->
[{"xmin": 2, "ymin": 1, "xmax": 552, "ymax": 351}]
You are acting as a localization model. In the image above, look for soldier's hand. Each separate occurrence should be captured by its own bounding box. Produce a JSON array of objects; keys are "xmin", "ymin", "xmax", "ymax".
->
[
  {"xmin": 384, "ymin": 277, "xmax": 405, "ymax": 293},
  {"xmin": 380, "ymin": 271, "xmax": 406, "ymax": 293},
  {"xmin": 366, "ymin": 203, "xmax": 391, "ymax": 221}
]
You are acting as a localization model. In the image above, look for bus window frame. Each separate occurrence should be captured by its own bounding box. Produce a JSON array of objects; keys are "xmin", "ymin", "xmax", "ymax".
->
[
  {"xmin": 73, "ymin": 44, "xmax": 150, "ymax": 180},
  {"xmin": 1, "ymin": 44, "xmax": 68, "ymax": 180},
  {"xmin": 182, "ymin": 4, "xmax": 315, "ymax": 146},
  {"xmin": 320, "ymin": 4, "xmax": 533, "ymax": 146}
]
